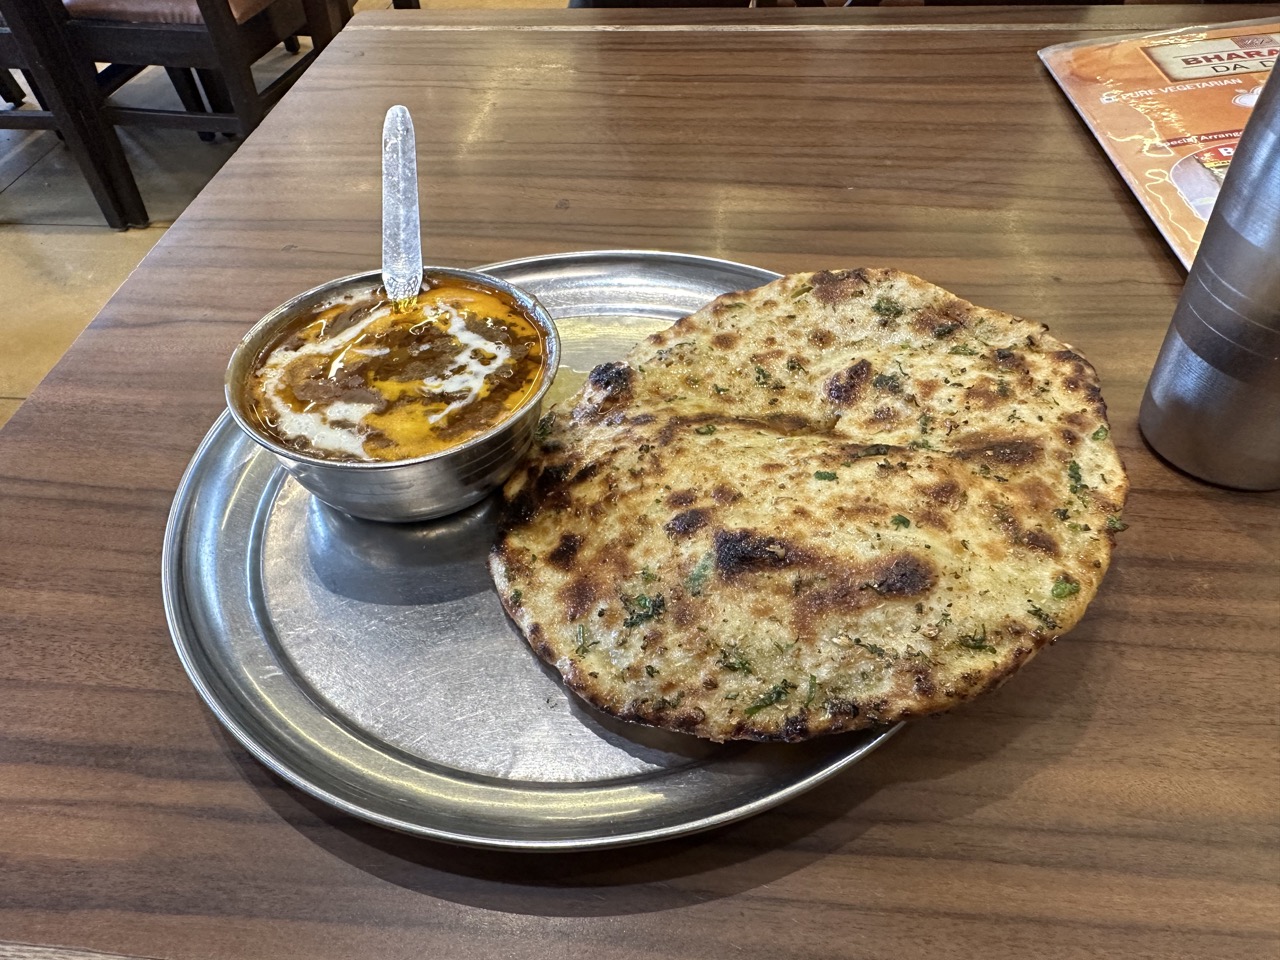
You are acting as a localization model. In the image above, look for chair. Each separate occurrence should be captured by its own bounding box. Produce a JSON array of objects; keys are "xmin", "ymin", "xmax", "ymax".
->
[
  {"xmin": 61, "ymin": 0, "xmax": 344, "ymax": 140},
  {"xmin": 0, "ymin": 0, "xmax": 148, "ymax": 228}
]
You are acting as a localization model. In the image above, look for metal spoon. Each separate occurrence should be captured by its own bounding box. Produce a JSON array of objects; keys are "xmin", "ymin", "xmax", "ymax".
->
[{"xmin": 382, "ymin": 105, "xmax": 422, "ymax": 305}]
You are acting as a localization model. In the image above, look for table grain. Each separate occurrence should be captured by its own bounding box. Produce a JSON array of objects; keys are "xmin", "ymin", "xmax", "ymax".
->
[{"xmin": 1, "ymin": 7, "xmax": 1276, "ymax": 960}]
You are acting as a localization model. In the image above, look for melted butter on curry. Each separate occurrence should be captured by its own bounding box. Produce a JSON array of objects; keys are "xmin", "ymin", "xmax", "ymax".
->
[{"xmin": 246, "ymin": 280, "xmax": 545, "ymax": 461}]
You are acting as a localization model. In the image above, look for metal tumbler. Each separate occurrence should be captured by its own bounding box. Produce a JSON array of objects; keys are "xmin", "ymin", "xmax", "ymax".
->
[{"xmin": 1139, "ymin": 74, "xmax": 1280, "ymax": 491}]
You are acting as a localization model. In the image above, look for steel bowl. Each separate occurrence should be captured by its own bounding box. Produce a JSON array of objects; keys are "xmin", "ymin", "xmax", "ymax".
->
[{"xmin": 225, "ymin": 267, "xmax": 560, "ymax": 522}]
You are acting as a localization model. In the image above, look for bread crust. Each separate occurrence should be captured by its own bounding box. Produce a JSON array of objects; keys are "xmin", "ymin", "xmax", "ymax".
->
[{"xmin": 490, "ymin": 269, "xmax": 1128, "ymax": 742}]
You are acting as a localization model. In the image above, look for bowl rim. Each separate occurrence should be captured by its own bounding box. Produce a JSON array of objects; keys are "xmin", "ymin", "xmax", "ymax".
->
[{"xmin": 224, "ymin": 266, "xmax": 561, "ymax": 471}]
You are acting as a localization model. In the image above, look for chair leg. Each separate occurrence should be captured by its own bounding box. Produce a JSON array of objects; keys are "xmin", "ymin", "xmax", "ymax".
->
[
  {"xmin": 197, "ymin": 61, "xmax": 262, "ymax": 138},
  {"xmin": 0, "ymin": 69, "xmax": 24, "ymax": 107},
  {"xmin": 194, "ymin": 68, "xmax": 241, "ymax": 139},
  {"xmin": 284, "ymin": 34, "xmax": 301, "ymax": 54},
  {"xmin": 166, "ymin": 67, "xmax": 216, "ymax": 142}
]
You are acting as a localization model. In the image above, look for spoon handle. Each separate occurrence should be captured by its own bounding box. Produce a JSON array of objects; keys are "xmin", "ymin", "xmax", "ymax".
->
[{"xmin": 382, "ymin": 105, "xmax": 422, "ymax": 303}]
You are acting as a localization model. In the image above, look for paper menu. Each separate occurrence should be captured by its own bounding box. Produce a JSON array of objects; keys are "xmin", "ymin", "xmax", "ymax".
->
[{"xmin": 1040, "ymin": 19, "xmax": 1276, "ymax": 268}]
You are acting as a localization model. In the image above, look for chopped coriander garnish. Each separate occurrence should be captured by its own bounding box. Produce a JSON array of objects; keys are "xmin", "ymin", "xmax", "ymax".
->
[
  {"xmin": 510, "ymin": 589, "xmax": 523, "ymax": 606},
  {"xmin": 695, "ymin": 424, "xmax": 717, "ymax": 435},
  {"xmin": 622, "ymin": 593, "xmax": 666, "ymax": 628},
  {"xmin": 645, "ymin": 664, "xmax": 659, "ymax": 678},
  {"xmin": 813, "ymin": 470, "xmax": 838, "ymax": 481},
  {"xmin": 854, "ymin": 638, "xmax": 889, "ymax": 658},
  {"xmin": 754, "ymin": 365, "xmax": 772, "ymax": 385},
  {"xmin": 1053, "ymin": 508, "xmax": 1070, "ymax": 521},
  {"xmin": 716, "ymin": 646, "xmax": 752, "ymax": 674},
  {"xmin": 1106, "ymin": 515, "xmax": 1129, "ymax": 532},
  {"xmin": 1068, "ymin": 460, "xmax": 1085, "ymax": 494},
  {"xmin": 1027, "ymin": 603, "xmax": 1060, "ymax": 630},
  {"xmin": 713, "ymin": 384, "xmax": 729, "ymax": 395},
  {"xmin": 948, "ymin": 344, "xmax": 979, "ymax": 356},
  {"xmin": 744, "ymin": 679, "xmax": 797, "ymax": 716},
  {"xmin": 957, "ymin": 624, "xmax": 996, "ymax": 653},
  {"xmin": 804, "ymin": 674, "xmax": 818, "ymax": 707},
  {"xmin": 1091, "ymin": 425, "xmax": 1110, "ymax": 441},
  {"xmin": 686, "ymin": 552, "xmax": 715, "ymax": 597},
  {"xmin": 574, "ymin": 625, "xmax": 598, "ymax": 657},
  {"xmin": 872, "ymin": 372, "xmax": 902, "ymax": 394},
  {"xmin": 1051, "ymin": 575, "xmax": 1081, "ymax": 599},
  {"xmin": 890, "ymin": 514, "xmax": 911, "ymax": 529},
  {"xmin": 640, "ymin": 566, "xmax": 658, "ymax": 583},
  {"xmin": 786, "ymin": 357, "xmax": 808, "ymax": 373},
  {"xmin": 872, "ymin": 296, "xmax": 905, "ymax": 320},
  {"xmin": 656, "ymin": 692, "xmax": 684, "ymax": 710}
]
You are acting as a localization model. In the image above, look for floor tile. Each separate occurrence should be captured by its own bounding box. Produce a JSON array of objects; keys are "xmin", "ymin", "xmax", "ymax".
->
[
  {"xmin": 0, "ymin": 125, "xmax": 57, "ymax": 195},
  {"xmin": 0, "ymin": 223, "xmax": 165, "ymax": 397},
  {"xmin": 0, "ymin": 398, "xmax": 20, "ymax": 431}
]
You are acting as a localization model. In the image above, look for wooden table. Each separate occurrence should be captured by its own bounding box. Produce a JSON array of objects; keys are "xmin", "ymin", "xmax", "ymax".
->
[{"xmin": 1, "ymin": 6, "xmax": 1276, "ymax": 959}]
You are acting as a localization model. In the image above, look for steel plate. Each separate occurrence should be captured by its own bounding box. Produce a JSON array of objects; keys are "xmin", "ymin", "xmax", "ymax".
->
[{"xmin": 162, "ymin": 250, "xmax": 901, "ymax": 850}]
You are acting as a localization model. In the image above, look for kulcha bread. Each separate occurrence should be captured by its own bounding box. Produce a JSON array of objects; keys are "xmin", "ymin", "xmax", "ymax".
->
[{"xmin": 489, "ymin": 268, "xmax": 1128, "ymax": 742}]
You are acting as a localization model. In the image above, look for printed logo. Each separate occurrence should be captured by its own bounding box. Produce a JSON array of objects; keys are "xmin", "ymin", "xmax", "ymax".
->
[{"xmin": 1143, "ymin": 32, "xmax": 1277, "ymax": 80}]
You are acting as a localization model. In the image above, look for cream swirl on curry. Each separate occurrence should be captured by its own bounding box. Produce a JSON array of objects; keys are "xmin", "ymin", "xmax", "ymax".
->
[{"xmin": 244, "ymin": 280, "xmax": 546, "ymax": 462}]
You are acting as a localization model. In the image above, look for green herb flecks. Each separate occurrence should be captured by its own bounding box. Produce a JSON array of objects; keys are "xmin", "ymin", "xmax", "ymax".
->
[
  {"xmin": 790, "ymin": 283, "xmax": 813, "ymax": 300},
  {"xmin": 814, "ymin": 470, "xmax": 838, "ymax": 482},
  {"xmin": 890, "ymin": 514, "xmax": 911, "ymax": 529},
  {"xmin": 786, "ymin": 357, "xmax": 808, "ymax": 373},
  {"xmin": 744, "ymin": 679, "xmax": 797, "ymax": 717},
  {"xmin": 948, "ymin": 344, "xmax": 979, "ymax": 356},
  {"xmin": 1028, "ymin": 603, "xmax": 1060, "ymax": 631},
  {"xmin": 640, "ymin": 566, "xmax": 658, "ymax": 584},
  {"xmin": 695, "ymin": 424, "xmax": 717, "ymax": 436},
  {"xmin": 872, "ymin": 372, "xmax": 902, "ymax": 394},
  {"xmin": 854, "ymin": 638, "xmax": 890, "ymax": 658},
  {"xmin": 510, "ymin": 589, "xmax": 523, "ymax": 607},
  {"xmin": 1053, "ymin": 508, "xmax": 1070, "ymax": 521},
  {"xmin": 1051, "ymin": 575, "xmax": 1081, "ymax": 599},
  {"xmin": 872, "ymin": 296, "xmax": 905, "ymax": 320},
  {"xmin": 645, "ymin": 664, "xmax": 659, "ymax": 678},
  {"xmin": 804, "ymin": 674, "xmax": 818, "ymax": 707},
  {"xmin": 754, "ymin": 365, "xmax": 772, "ymax": 386},
  {"xmin": 686, "ymin": 552, "xmax": 715, "ymax": 597},
  {"xmin": 1106, "ymin": 515, "xmax": 1129, "ymax": 532},
  {"xmin": 534, "ymin": 412, "xmax": 555, "ymax": 441},
  {"xmin": 1068, "ymin": 460, "xmax": 1085, "ymax": 494},
  {"xmin": 918, "ymin": 413, "xmax": 933, "ymax": 435},
  {"xmin": 1091, "ymin": 425, "xmax": 1110, "ymax": 441},
  {"xmin": 622, "ymin": 593, "xmax": 666, "ymax": 629},
  {"xmin": 957, "ymin": 625, "xmax": 996, "ymax": 654},
  {"xmin": 574, "ymin": 625, "xmax": 599, "ymax": 657},
  {"xmin": 713, "ymin": 384, "xmax": 729, "ymax": 395},
  {"xmin": 716, "ymin": 646, "xmax": 753, "ymax": 674}
]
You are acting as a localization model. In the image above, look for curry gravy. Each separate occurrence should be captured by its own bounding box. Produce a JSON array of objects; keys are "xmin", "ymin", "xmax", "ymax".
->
[{"xmin": 245, "ymin": 280, "xmax": 546, "ymax": 462}]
